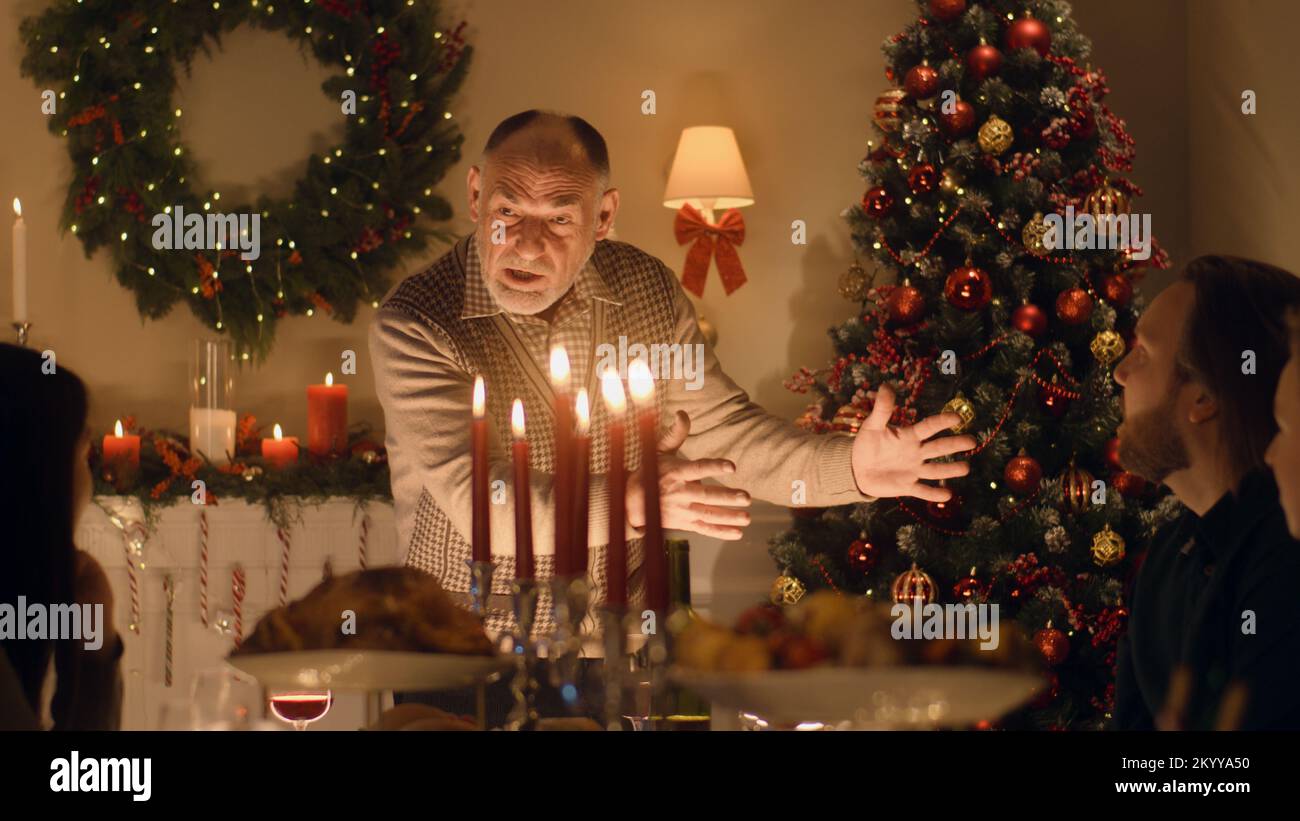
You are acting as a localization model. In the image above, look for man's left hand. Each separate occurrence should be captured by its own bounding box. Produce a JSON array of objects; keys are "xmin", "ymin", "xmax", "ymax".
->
[{"xmin": 850, "ymin": 384, "xmax": 975, "ymax": 501}]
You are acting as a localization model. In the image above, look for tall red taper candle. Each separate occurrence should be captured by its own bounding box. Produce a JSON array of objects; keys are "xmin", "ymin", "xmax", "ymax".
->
[
  {"xmin": 511, "ymin": 399, "xmax": 534, "ymax": 579},
  {"xmin": 601, "ymin": 371, "xmax": 628, "ymax": 609},
  {"xmin": 471, "ymin": 375, "xmax": 490, "ymax": 563},
  {"xmin": 572, "ymin": 388, "xmax": 591, "ymax": 577},
  {"xmin": 307, "ymin": 371, "xmax": 348, "ymax": 456},
  {"xmin": 550, "ymin": 346, "xmax": 573, "ymax": 576},
  {"xmin": 628, "ymin": 359, "xmax": 666, "ymax": 614}
]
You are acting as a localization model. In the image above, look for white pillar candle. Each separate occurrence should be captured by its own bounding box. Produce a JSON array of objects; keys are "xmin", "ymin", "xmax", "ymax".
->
[
  {"xmin": 189, "ymin": 406, "xmax": 238, "ymax": 465},
  {"xmin": 12, "ymin": 198, "xmax": 27, "ymax": 323}
]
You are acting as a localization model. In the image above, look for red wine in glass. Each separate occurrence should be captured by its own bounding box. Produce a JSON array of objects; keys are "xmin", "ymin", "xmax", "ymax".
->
[{"xmin": 269, "ymin": 691, "xmax": 333, "ymax": 730}]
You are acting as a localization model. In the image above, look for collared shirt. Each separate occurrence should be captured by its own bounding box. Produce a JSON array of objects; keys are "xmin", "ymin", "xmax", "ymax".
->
[
  {"xmin": 461, "ymin": 238, "xmax": 621, "ymax": 392},
  {"xmin": 1113, "ymin": 468, "xmax": 1300, "ymax": 730}
]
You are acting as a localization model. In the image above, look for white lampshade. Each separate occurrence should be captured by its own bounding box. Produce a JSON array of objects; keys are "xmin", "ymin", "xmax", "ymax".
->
[{"xmin": 662, "ymin": 126, "xmax": 754, "ymax": 211}]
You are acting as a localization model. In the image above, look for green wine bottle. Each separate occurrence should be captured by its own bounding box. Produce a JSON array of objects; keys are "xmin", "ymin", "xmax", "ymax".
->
[{"xmin": 663, "ymin": 539, "xmax": 711, "ymax": 730}]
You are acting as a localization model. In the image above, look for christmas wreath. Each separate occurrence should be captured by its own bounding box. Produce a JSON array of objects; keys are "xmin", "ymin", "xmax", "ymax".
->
[{"xmin": 20, "ymin": 0, "xmax": 471, "ymax": 361}]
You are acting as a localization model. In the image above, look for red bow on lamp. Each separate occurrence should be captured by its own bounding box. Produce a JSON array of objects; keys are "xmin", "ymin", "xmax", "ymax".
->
[{"xmin": 673, "ymin": 203, "xmax": 748, "ymax": 297}]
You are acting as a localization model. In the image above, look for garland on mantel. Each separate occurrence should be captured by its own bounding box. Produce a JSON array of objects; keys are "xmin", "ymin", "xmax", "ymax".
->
[{"xmin": 91, "ymin": 414, "xmax": 392, "ymax": 531}]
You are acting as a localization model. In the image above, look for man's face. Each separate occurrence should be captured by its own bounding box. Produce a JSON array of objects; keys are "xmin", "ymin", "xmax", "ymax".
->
[
  {"xmin": 1265, "ymin": 351, "xmax": 1300, "ymax": 537},
  {"xmin": 1112, "ymin": 281, "xmax": 1197, "ymax": 483},
  {"xmin": 466, "ymin": 123, "xmax": 617, "ymax": 315}
]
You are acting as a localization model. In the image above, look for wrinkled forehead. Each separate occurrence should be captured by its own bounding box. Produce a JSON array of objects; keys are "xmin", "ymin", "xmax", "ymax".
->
[{"xmin": 482, "ymin": 126, "xmax": 602, "ymax": 199}]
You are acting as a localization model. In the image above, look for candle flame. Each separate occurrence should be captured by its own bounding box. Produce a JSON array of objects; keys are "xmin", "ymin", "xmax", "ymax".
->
[
  {"xmin": 628, "ymin": 359, "xmax": 655, "ymax": 404},
  {"xmin": 325, "ymin": 371, "xmax": 334, "ymax": 386},
  {"xmin": 274, "ymin": 423, "xmax": 283, "ymax": 440},
  {"xmin": 472, "ymin": 375, "xmax": 485, "ymax": 418},
  {"xmin": 600, "ymin": 368, "xmax": 626, "ymax": 413},
  {"xmin": 511, "ymin": 399, "xmax": 526, "ymax": 438},
  {"xmin": 114, "ymin": 419, "xmax": 123, "ymax": 437},
  {"xmin": 549, "ymin": 345, "xmax": 570, "ymax": 388},
  {"xmin": 12, "ymin": 198, "xmax": 21, "ymax": 218},
  {"xmin": 575, "ymin": 388, "xmax": 590, "ymax": 434}
]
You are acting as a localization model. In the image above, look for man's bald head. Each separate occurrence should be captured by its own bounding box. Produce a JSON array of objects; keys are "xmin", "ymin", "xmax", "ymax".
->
[{"xmin": 480, "ymin": 110, "xmax": 610, "ymax": 191}]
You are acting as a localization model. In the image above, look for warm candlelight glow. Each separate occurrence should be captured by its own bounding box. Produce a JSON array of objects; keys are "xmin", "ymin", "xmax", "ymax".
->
[
  {"xmin": 114, "ymin": 419, "xmax": 124, "ymax": 437},
  {"xmin": 325, "ymin": 371, "xmax": 334, "ymax": 387},
  {"xmin": 628, "ymin": 358, "xmax": 655, "ymax": 404},
  {"xmin": 600, "ymin": 369, "xmax": 626, "ymax": 412},
  {"xmin": 575, "ymin": 388, "xmax": 590, "ymax": 434},
  {"xmin": 472, "ymin": 375, "xmax": 485, "ymax": 418},
  {"xmin": 511, "ymin": 398, "xmax": 526, "ymax": 438},
  {"xmin": 12, "ymin": 198, "xmax": 21, "ymax": 217},
  {"xmin": 273, "ymin": 423, "xmax": 284, "ymax": 440},
  {"xmin": 549, "ymin": 345, "xmax": 570, "ymax": 388}
]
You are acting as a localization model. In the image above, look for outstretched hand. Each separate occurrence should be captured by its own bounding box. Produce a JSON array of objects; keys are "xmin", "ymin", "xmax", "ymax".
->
[
  {"xmin": 850, "ymin": 384, "xmax": 976, "ymax": 501},
  {"xmin": 626, "ymin": 410, "xmax": 752, "ymax": 540}
]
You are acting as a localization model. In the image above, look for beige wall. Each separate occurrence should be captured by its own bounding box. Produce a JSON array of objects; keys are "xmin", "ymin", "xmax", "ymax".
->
[{"xmin": 0, "ymin": 0, "xmax": 1214, "ymax": 438}]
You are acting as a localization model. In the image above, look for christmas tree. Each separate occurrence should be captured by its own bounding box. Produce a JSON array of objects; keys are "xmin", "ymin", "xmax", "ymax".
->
[{"xmin": 769, "ymin": 0, "xmax": 1184, "ymax": 729}]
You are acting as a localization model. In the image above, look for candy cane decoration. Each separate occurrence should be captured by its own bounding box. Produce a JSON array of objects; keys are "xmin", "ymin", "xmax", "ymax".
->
[
  {"xmin": 276, "ymin": 527, "xmax": 292, "ymax": 606},
  {"xmin": 198, "ymin": 508, "xmax": 210, "ymax": 627},
  {"xmin": 358, "ymin": 511, "xmax": 371, "ymax": 570},
  {"xmin": 163, "ymin": 574, "xmax": 176, "ymax": 687},
  {"xmin": 231, "ymin": 564, "xmax": 247, "ymax": 649},
  {"xmin": 122, "ymin": 535, "xmax": 141, "ymax": 634}
]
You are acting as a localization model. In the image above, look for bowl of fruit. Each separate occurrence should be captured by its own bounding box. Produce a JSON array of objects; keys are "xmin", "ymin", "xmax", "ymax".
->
[{"xmin": 670, "ymin": 592, "xmax": 1044, "ymax": 727}]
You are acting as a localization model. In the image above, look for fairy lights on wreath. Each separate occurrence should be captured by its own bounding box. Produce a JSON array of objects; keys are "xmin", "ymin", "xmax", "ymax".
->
[{"xmin": 19, "ymin": 0, "xmax": 471, "ymax": 361}]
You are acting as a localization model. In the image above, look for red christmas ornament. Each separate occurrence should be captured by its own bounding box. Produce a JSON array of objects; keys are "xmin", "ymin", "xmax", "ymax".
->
[
  {"xmin": 904, "ymin": 62, "xmax": 940, "ymax": 99},
  {"xmin": 1038, "ymin": 382, "xmax": 1071, "ymax": 418},
  {"xmin": 944, "ymin": 264, "xmax": 993, "ymax": 311},
  {"xmin": 1103, "ymin": 437, "xmax": 1122, "ymax": 470},
  {"xmin": 907, "ymin": 163, "xmax": 938, "ymax": 195},
  {"xmin": 953, "ymin": 567, "xmax": 986, "ymax": 601},
  {"xmin": 886, "ymin": 282, "xmax": 926, "ymax": 326},
  {"xmin": 862, "ymin": 185, "xmax": 895, "ymax": 219},
  {"xmin": 1112, "ymin": 470, "xmax": 1148, "ymax": 498},
  {"xmin": 1004, "ymin": 454, "xmax": 1043, "ymax": 494},
  {"xmin": 939, "ymin": 100, "xmax": 976, "ymax": 138},
  {"xmin": 892, "ymin": 564, "xmax": 938, "ymax": 605},
  {"xmin": 1005, "ymin": 14, "xmax": 1052, "ymax": 58},
  {"xmin": 1055, "ymin": 287, "xmax": 1094, "ymax": 325},
  {"xmin": 1100, "ymin": 273, "xmax": 1133, "ymax": 306},
  {"xmin": 927, "ymin": 0, "xmax": 966, "ymax": 22},
  {"xmin": 1011, "ymin": 303, "xmax": 1048, "ymax": 338},
  {"xmin": 966, "ymin": 41, "xmax": 1003, "ymax": 81},
  {"xmin": 1033, "ymin": 626, "xmax": 1070, "ymax": 666},
  {"xmin": 847, "ymin": 538, "xmax": 880, "ymax": 574}
]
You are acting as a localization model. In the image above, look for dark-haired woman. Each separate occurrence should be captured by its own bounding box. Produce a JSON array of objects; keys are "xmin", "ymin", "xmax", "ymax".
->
[{"xmin": 1, "ymin": 343, "xmax": 123, "ymax": 730}]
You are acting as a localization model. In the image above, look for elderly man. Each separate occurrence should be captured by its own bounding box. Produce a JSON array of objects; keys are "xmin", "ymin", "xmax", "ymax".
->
[{"xmin": 370, "ymin": 110, "xmax": 972, "ymax": 643}]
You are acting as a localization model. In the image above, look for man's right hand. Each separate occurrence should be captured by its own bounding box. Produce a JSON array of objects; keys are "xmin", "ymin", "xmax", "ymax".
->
[{"xmin": 625, "ymin": 410, "xmax": 752, "ymax": 540}]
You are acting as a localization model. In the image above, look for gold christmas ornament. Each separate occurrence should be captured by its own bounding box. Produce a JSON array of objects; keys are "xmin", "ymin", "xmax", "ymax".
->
[
  {"xmin": 1091, "ymin": 525, "xmax": 1126, "ymax": 567},
  {"xmin": 873, "ymin": 88, "xmax": 909, "ymax": 133},
  {"xmin": 977, "ymin": 115, "xmax": 1014, "ymax": 155},
  {"xmin": 1060, "ymin": 462, "xmax": 1095, "ymax": 514},
  {"xmin": 838, "ymin": 262, "xmax": 871, "ymax": 302},
  {"xmin": 942, "ymin": 393, "xmax": 976, "ymax": 432},
  {"xmin": 1091, "ymin": 329, "xmax": 1126, "ymax": 366},
  {"xmin": 892, "ymin": 563, "xmax": 938, "ymax": 605},
  {"xmin": 1084, "ymin": 180, "xmax": 1131, "ymax": 218},
  {"xmin": 770, "ymin": 574, "xmax": 807, "ymax": 605},
  {"xmin": 832, "ymin": 404, "xmax": 869, "ymax": 434},
  {"xmin": 940, "ymin": 167, "xmax": 964, "ymax": 193},
  {"xmin": 1022, "ymin": 212, "xmax": 1050, "ymax": 255}
]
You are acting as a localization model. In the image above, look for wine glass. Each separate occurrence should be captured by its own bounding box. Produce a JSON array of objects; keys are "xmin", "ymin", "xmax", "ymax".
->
[
  {"xmin": 268, "ymin": 691, "xmax": 334, "ymax": 731},
  {"xmin": 191, "ymin": 667, "xmax": 262, "ymax": 730}
]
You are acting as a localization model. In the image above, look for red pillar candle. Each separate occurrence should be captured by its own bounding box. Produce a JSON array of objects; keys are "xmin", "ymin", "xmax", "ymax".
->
[
  {"xmin": 550, "ymin": 346, "xmax": 573, "ymax": 577},
  {"xmin": 261, "ymin": 423, "xmax": 299, "ymax": 469},
  {"xmin": 627, "ymin": 359, "xmax": 666, "ymax": 615},
  {"xmin": 102, "ymin": 419, "xmax": 141, "ymax": 469},
  {"xmin": 600, "ymin": 371, "xmax": 628, "ymax": 609},
  {"xmin": 307, "ymin": 372, "xmax": 348, "ymax": 456},
  {"xmin": 571, "ymin": 388, "xmax": 591, "ymax": 578},
  {"xmin": 471, "ymin": 375, "xmax": 491, "ymax": 563},
  {"xmin": 511, "ymin": 399, "xmax": 534, "ymax": 579}
]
